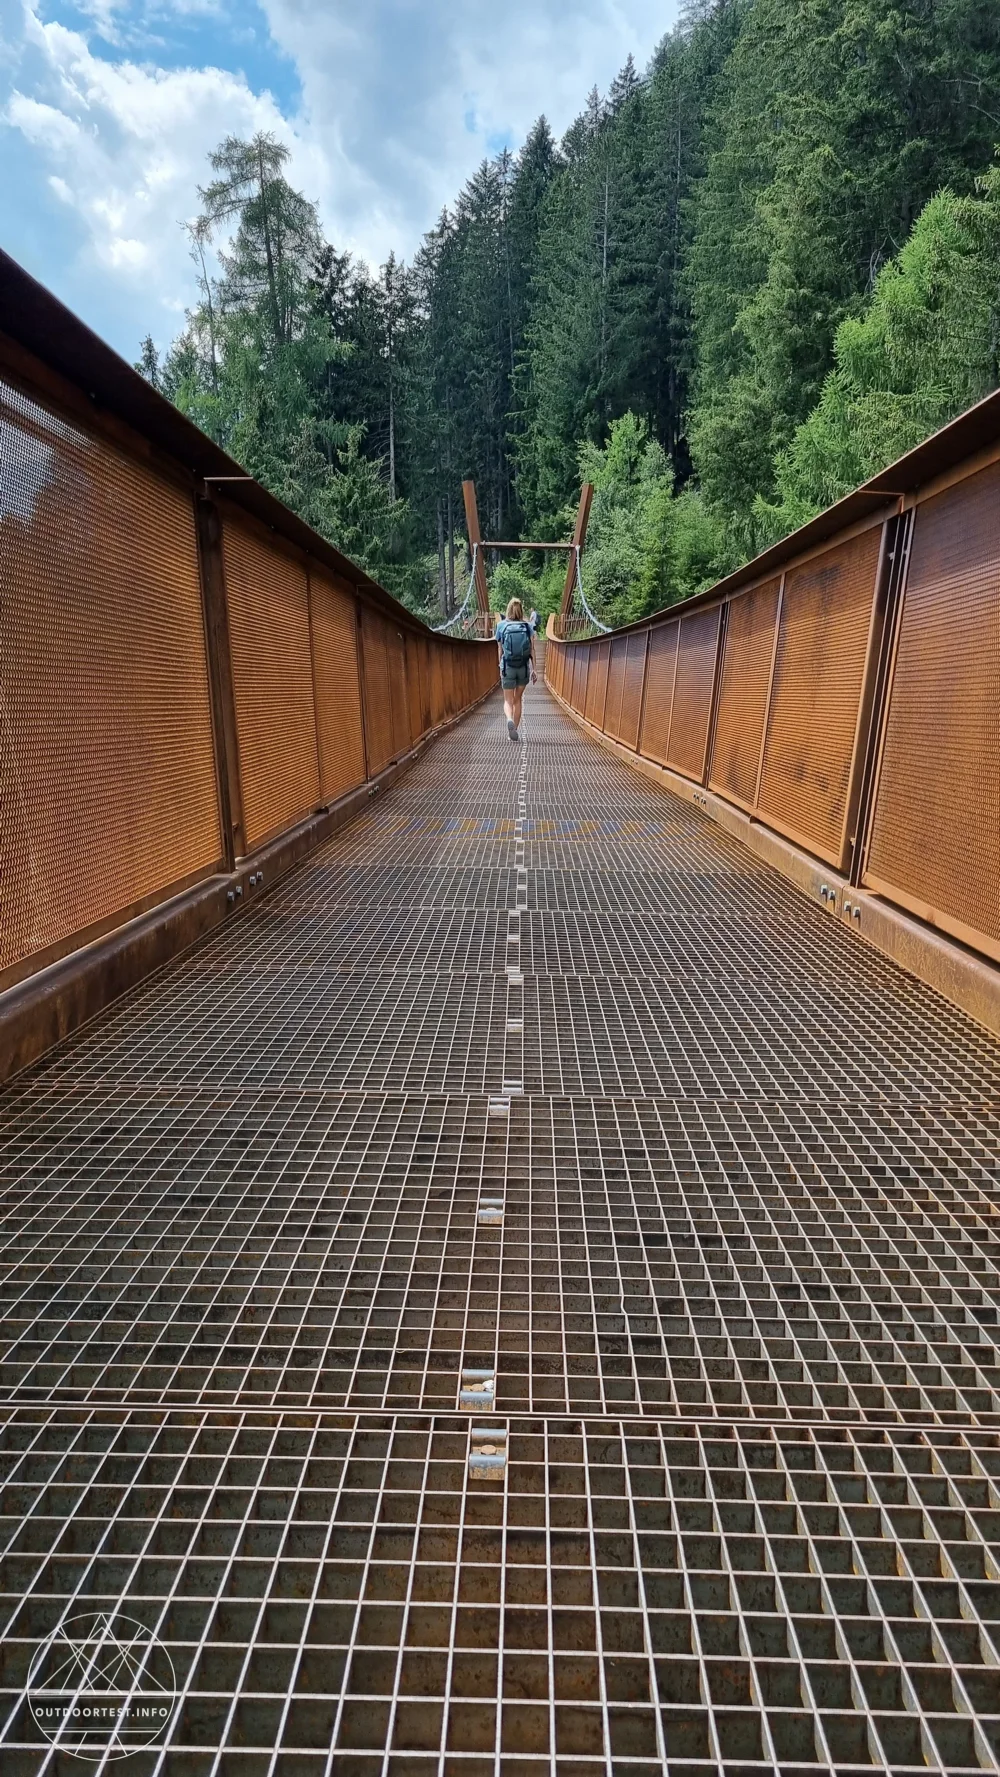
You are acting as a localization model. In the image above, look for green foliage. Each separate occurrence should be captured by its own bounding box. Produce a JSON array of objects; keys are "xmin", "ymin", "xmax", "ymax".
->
[
  {"xmin": 754, "ymin": 165, "xmax": 1000, "ymax": 544},
  {"xmin": 576, "ymin": 412, "xmax": 729, "ymax": 625},
  {"xmin": 490, "ymin": 558, "xmax": 538, "ymax": 617},
  {"xmin": 516, "ymin": 7, "xmax": 743, "ymax": 534},
  {"xmin": 144, "ymin": 7, "xmax": 1000, "ymax": 629},
  {"xmin": 686, "ymin": 0, "xmax": 1000, "ymax": 530}
]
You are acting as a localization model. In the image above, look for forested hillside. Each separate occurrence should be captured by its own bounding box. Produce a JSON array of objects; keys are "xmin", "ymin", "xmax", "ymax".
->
[{"xmin": 140, "ymin": 0, "xmax": 1000, "ymax": 625}]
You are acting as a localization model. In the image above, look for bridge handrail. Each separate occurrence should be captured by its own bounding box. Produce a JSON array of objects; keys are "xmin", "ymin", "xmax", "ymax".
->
[
  {"xmin": 547, "ymin": 401, "xmax": 1000, "ymax": 983},
  {"xmin": 0, "ymin": 252, "xmax": 497, "ymax": 1076}
]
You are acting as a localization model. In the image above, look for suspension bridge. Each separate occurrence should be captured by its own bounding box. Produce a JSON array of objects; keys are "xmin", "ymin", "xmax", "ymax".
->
[{"xmin": 1, "ymin": 247, "xmax": 999, "ymax": 1776}]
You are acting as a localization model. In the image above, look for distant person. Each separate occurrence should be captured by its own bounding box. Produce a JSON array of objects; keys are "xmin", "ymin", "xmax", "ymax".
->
[{"xmin": 496, "ymin": 597, "xmax": 536, "ymax": 740}]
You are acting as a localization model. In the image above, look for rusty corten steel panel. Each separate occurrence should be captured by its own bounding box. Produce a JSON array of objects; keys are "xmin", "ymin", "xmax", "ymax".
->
[
  {"xmin": 405, "ymin": 631, "xmax": 425, "ymax": 746},
  {"xmin": 619, "ymin": 630, "xmax": 649, "ymax": 751},
  {"xmin": 638, "ymin": 619, "xmax": 679, "ymax": 765},
  {"xmin": 575, "ymin": 646, "xmax": 589, "ymax": 714},
  {"xmin": 577, "ymin": 643, "xmax": 590, "ymax": 713},
  {"xmin": 584, "ymin": 643, "xmax": 601, "ymax": 724},
  {"xmin": 666, "ymin": 606, "xmax": 721, "ymax": 781},
  {"xmin": 574, "ymin": 644, "xmax": 590, "ymax": 714},
  {"xmin": 0, "ymin": 375, "xmax": 222, "ymax": 981},
  {"xmin": 604, "ymin": 635, "xmax": 629, "ymax": 739},
  {"xmin": 386, "ymin": 624, "xmax": 409, "ymax": 758},
  {"xmin": 593, "ymin": 638, "xmax": 611, "ymax": 722},
  {"xmin": 360, "ymin": 610, "xmax": 394, "ymax": 775},
  {"xmin": 223, "ymin": 516, "xmax": 320, "ymax": 852},
  {"xmin": 429, "ymin": 644, "xmax": 445, "ymax": 729},
  {"xmin": 865, "ymin": 463, "xmax": 1000, "ymax": 962},
  {"xmin": 308, "ymin": 570, "xmax": 366, "ymax": 805},
  {"xmin": 710, "ymin": 577, "xmax": 781, "ymax": 808},
  {"xmin": 758, "ymin": 527, "xmax": 881, "ymax": 866}
]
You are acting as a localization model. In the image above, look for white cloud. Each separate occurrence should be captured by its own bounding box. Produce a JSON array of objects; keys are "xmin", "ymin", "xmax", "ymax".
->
[
  {"xmin": 4, "ymin": 4, "xmax": 324, "ymax": 338},
  {"xmin": 259, "ymin": 0, "xmax": 674, "ymax": 266},
  {"xmin": 2, "ymin": 0, "xmax": 679, "ymax": 348}
]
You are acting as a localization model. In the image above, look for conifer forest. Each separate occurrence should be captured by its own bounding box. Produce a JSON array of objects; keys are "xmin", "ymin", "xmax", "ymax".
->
[{"xmin": 138, "ymin": 0, "xmax": 1000, "ymax": 627}]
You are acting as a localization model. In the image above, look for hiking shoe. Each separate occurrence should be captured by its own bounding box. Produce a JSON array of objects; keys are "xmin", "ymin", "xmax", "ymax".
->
[{"xmin": 507, "ymin": 718, "xmax": 518, "ymax": 740}]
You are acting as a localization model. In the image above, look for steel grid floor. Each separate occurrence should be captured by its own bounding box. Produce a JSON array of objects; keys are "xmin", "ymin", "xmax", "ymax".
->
[{"xmin": 2, "ymin": 686, "xmax": 1000, "ymax": 1775}]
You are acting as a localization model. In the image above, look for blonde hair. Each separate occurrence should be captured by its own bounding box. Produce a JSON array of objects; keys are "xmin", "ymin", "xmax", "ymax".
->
[{"xmin": 505, "ymin": 598, "xmax": 524, "ymax": 621}]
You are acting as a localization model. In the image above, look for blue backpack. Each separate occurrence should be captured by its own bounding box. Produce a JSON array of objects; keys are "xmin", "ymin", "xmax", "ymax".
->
[{"xmin": 501, "ymin": 620, "xmax": 532, "ymax": 666}]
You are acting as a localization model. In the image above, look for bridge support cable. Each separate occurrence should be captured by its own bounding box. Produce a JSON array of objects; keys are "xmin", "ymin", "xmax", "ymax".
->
[{"xmin": 431, "ymin": 543, "xmax": 489, "ymax": 636}]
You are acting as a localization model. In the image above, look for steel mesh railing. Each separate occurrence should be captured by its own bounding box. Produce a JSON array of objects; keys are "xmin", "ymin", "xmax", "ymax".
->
[
  {"xmin": 0, "ymin": 340, "xmax": 497, "ymax": 1002},
  {"xmin": 547, "ymin": 480, "xmax": 1000, "ymax": 971}
]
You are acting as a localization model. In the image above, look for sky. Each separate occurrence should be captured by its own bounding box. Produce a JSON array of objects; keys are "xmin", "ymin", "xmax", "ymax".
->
[{"xmin": 0, "ymin": 0, "xmax": 679, "ymax": 361}]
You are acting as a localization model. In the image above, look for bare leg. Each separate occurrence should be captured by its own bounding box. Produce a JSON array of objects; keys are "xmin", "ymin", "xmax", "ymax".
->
[
  {"xmin": 503, "ymin": 689, "xmax": 515, "ymax": 722},
  {"xmin": 512, "ymin": 686, "xmax": 524, "ymax": 728}
]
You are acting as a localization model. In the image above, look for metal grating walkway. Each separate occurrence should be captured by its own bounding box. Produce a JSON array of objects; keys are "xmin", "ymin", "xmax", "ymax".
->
[{"xmin": 2, "ymin": 685, "xmax": 1000, "ymax": 1775}]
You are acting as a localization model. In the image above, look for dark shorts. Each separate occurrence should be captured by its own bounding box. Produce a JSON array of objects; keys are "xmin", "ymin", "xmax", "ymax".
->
[{"xmin": 501, "ymin": 663, "xmax": 530, "ymax": 690}]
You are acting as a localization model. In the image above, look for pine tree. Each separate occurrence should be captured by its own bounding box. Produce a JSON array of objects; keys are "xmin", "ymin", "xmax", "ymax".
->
[
  {"xmin": 686, "ymin": 0, "xmax": 1000, "ymax": 540},
  {"xmin": 146, "ymin": 9, "xmax": 1000, "ymax": 622}
]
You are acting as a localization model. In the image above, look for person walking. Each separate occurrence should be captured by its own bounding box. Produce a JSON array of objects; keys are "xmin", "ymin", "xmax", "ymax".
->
[{"xmin": 496, "ymin": 598, "xmax": 536, "ymax": 740}]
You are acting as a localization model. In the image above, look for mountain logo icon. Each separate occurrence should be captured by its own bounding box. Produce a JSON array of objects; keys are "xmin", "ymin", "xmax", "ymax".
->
[{"xmin": 27, "ymin": 1611, "xmax": 177, "ymax": 1757}]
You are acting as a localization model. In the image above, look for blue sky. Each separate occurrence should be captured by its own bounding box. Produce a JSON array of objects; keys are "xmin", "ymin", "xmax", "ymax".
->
[{"xmin": 0, "ymin": 0, "xmax": 679, "ymax": 362}]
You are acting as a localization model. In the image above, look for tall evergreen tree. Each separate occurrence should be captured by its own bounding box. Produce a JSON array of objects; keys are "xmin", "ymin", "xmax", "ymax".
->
[
  {"xmin": 686, "ymin": 0, "xmax": 1000, "ymax": 540},
  {"xmin": 143, "ymin": 6, "xmax": 1000, "ymax": 621}
]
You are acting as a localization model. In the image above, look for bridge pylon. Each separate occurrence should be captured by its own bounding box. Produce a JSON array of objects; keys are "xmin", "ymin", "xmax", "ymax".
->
[{"xmin": 456, "ymin": 479, "xmax": 597, "ymax": 639}]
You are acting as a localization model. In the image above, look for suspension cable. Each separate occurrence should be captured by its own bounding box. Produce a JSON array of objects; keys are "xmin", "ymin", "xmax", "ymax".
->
[
  {"xmin": 573, "ymin": 546, "xmax": 610, "ymax": 633},
  {"xmin": 433, "ymin": 545, "xmax": 487, "ymax": 635}
]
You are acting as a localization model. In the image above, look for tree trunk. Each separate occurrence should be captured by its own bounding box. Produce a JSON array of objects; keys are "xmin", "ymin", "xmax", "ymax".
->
[
  {"xmin": 388, "ymin": 383, "xmax": 396, "ymax": 504},
  {"xmin": 437, "ymin": 499, "xmax": 447, "ymax": 616},
  {"xmin": 447, "ymin": 488, "xmax": 455, "ymax": 608},
  {"xmin": 257, "ymin": 140, "xmax": 282, "ymax": 344},
  {"xmin": 193, "ymin": 233, "xmax": 220, "ymax": 398},
  {"xmin": 600, "ymin": 167, "xmax": 610, "ymax": 386}
]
